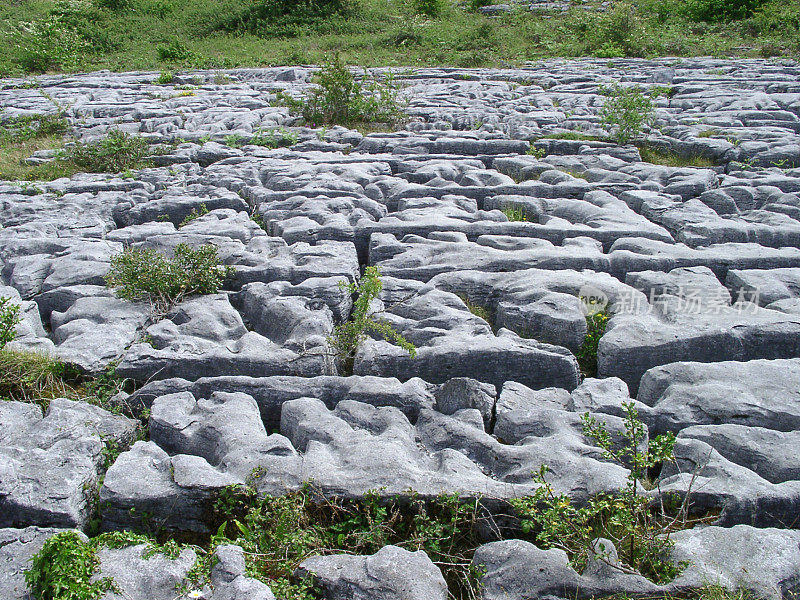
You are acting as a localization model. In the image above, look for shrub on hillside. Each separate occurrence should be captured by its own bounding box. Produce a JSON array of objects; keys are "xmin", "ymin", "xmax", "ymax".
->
[
  {"xmin": 684, "ymin": 0, "xmax": 768, "ymax": 22},
  {"xmin": 277, "ymin": 54, "xmax": 402, "ymax": 127},
  {"xmin": 10, "ymin": 16, "xmax": 90, "ymax": 73},
  {"xmin": 211, "ymin": 0, "xmax": 357, "ymax": 37},
  {"xmin": 412, "ymin": 0, "xmax": 447, "ymax": 17}
]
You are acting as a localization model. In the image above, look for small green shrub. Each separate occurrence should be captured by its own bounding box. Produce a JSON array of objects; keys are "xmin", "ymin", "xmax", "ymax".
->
[
  {"xmin": 155, "ymin": 70, "xmax": 174, "ymax": 84},
  {"xmin": 249, "ymin": 127, "xmax": 299, "ymax": 148},
  {"xmin": 63, "ymin": 130, "xmax": 153, "ymax": 173},
  {"xmin": 591, "ymin": 2, "xmax": 645, "ymax": 57},
  {"xmin": 157, "ymin": 39, "xmax": 193, "ymax": 62},
  {"xmin": 412, "ymin": 0, "xmax": 446, "ymax": 17},
  {"xmin": 511, "ymin": 404, "xmax": 681, "ymax": 583},
  {"xmin": 526, "ymin": 144, "xmax": 545, "ymax": 158},
  {"xmin": 599, "ymin": 84, "xmax": 656, "ymax": 145},
  {"xmin": 25, "ymin": 531, "xmax": 113, "ymax": 600},
  {"xmin": 576, "ymin": 310, "xmax": 609, "ymax": 377},
  {"xmin": 178, "ymin": 203, "xmax": 208, "ymax": 227},
  {"xmin": 211, "ymin": 0, "xmax": 357, "ymax": 38},
  {"xmin": 224, "ymin": 133, "xmax": 243, "ymax": 148},
  {"xmin": 328, "ymin": 266, "xmax": 415, "ymax": 374},
  {"xmin": 105, "ymin": 243, "xmax": 235, "ymax": 316},
  {"xmin": 277, "ymin": 54, "xmax": 402, "ymax": 127},
  {"xmin": 10, "ymin": 16, "xmax": 90, "ymax": 73},
  {"xmin": 211, "ymin": 485, "xmax": 483, "ymax": 599},
  {"xmin": 81, "ymin": 364, "xmax": 128, "ymax": 410},
  {"xmin": 684, "ymin": 0, "xmax": 768, "ymax": 22},
  {"xmin": 0, "ymin": 297, "xmax": 22, "ymax": 349},
  {"xmin": 593, "ymin": 42, "xmax": 626, "ymax": 58}
]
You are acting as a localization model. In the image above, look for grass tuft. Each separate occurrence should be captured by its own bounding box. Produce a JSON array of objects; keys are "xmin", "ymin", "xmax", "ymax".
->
[
  {"xmin": 0, "ymin": 349, "xmax": 76, "ymax": 406},
  {"xmin": 639, "ymin": 146, "xmax": 720, "ymax": 167}
]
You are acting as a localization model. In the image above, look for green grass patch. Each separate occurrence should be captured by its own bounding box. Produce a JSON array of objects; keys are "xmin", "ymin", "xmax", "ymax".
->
[
  {"xmin": 0, "ymin": 113, "xmax": 72, "ymax": 180},
  {"xmin": 639, "ymin": 146, "xmax": 720, "ymax": 167},
  {"xmin": 0, "ymin": 348, "xmax": 134, "ymax": 414},
  {"xmin": 0, "ymin": 348, "xmax": 78, "ymax": 405},
  {"xmin": 0, "ymin": 125, "xmax": 162, "ymax": 181}
]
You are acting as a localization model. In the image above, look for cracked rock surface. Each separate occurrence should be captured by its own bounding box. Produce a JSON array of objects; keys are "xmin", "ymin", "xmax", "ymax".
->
[{"xmin": 2, "ymin": 57, "xmax": 800, "ymax": 598}]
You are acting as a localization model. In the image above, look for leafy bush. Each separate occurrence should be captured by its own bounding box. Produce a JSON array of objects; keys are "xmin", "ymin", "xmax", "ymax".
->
[
  {"xmin": 106, "ymin": 243, "xmax": 235, "ymax": 317},
  {"xmin": 277, "ymin": 54, "xmax": 402, "ymax": 127},
  {"xmin": 684, "ymin": 0, "xmax": 768, "ymax": 22},
  {"xmin": 211, "ymin": 0, "xmax": 357, "ymax": 37},
  {"xmin": 212, "ymin": 485, "xmax": 483, "ymax": 598},
  {"xmin": 155, "ymin": 70, "xmax": 174, "ymax": 84},
  {"xmin": 593, "ymin": 42, "xmax": 626, "ymax": 58},
  {"xmin": 0, "ymin": 297, "xmax": 21, "ymax": 349},
  {"xmin": 156, "ymin": 39, "xmax": 193, "ymax": 62},
  {"xmin": 63, "ymin": 130, "xmax": 153, "ymax": 173},
  {"xmin": 10, "ymin": 16, "xmax": 90, "ymax": 73},
  {"xmin": 412, "ymin": 0, "xmax": 447, "ymax": 17},
  {"xmin": 599, "ymin": 84, "xmax": 656, "ymax": 145},
  {"xmin": 328, "ymin": 266, "xmax": 416, "ymax": 374},
  {"xmin": 576, "ymin": 310, "xmax": 609, "ymax": 377},
  {"xmin": 511, "ymin": 403, "xmax": 684, "ymax": 583},
  {"xmin": 590, "ymin": 2, "xmax": 645, "ymax": 57},
  {"xmin": 25, "ymin": 530, "xmax": 202, "ymax": 600},
  {"xmin": 25, "ymin": 531, "xmax": 113, "ymax": 600},
  {"xmin": 249, "ymin": 127, "xmax": 299, "ymax": 148}
]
